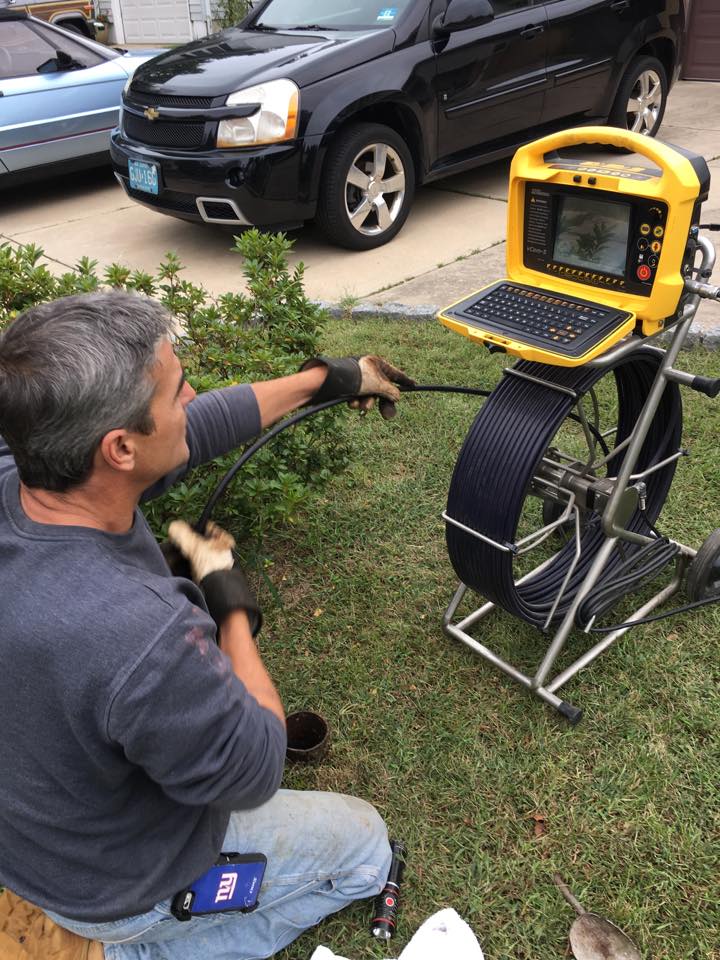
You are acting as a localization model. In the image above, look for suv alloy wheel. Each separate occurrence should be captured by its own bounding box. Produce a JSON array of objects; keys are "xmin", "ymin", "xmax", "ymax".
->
[
  {"xmin": 609, "ymin": 55, "xmax": 668, "ymax": 137},
  {"xmin": 316, "ymin": 123, "xmax": 415, "ymax": 250}
]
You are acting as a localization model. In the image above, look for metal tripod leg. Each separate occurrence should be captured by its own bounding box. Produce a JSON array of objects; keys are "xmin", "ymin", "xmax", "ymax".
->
[{"xmin": 545, "ymin": 567, "xmax": 684, "ymax": 693}]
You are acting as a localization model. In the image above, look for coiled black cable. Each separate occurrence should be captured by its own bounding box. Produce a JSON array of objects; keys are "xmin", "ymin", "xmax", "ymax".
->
[
  {"xmin": 445, "ymin": 348, "xmax": 683, "ymax": 629},
  {"xmin": 575, "ymin": 537, "xmax": 681, "ymax": 627}
]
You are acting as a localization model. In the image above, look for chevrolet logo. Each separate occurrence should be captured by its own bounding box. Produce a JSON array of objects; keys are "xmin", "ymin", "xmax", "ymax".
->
[{"xmin": 143, "ymin": 107, "xmax": 160, "ymax": 121}]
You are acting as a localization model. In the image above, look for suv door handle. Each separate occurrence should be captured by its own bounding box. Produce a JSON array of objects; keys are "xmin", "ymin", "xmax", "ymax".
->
[
  {"xmin": 520, "ymin": 24, "xmax": 544, "ymax": 39},
  {"xmin": 610, "ymin": 0, "xmax": 629, "ymax": 10}
]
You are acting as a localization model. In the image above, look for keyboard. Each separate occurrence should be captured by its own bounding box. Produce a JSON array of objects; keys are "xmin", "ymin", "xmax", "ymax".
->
[{"xmin": 452, "ymin": 281, "xmax": 634, "ymax": 359}]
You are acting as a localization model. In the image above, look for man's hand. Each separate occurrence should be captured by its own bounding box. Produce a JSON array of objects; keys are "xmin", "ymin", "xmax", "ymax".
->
[
  {"xmin": 300, "ymin": 355, "xmax": 415, "ymax": 419},
  {"xmin": 166, "ymin": 520, "xmax": 262, "ymax": 636}
]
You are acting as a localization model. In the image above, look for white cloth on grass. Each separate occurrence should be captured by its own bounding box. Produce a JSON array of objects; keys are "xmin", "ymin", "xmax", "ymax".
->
[{"xmin": 310, "ymin": 907, "xmax": 484, "ymax": 960}]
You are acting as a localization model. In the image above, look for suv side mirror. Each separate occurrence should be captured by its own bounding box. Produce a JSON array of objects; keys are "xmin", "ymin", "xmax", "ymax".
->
[{"xmin": 433, "ymin": 0, "xmax": 494, "ymax": 35}]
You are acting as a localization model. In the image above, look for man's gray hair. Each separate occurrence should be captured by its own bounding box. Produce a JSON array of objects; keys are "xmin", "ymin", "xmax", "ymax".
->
[{"xmin": 0, "ymin": 291, "xmax": 177, "ymax": 491}]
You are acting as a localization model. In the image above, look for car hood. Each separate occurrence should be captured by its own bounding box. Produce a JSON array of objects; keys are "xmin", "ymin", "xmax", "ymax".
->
[{"xmin": 129, "ymin": 27, "xmax": 395, "ymax": 97}]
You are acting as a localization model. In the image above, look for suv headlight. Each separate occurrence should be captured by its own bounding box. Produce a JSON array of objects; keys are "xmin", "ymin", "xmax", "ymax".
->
[{"xmin": 217, "ymin": 79, "xmax": 299, "ymax": 148}]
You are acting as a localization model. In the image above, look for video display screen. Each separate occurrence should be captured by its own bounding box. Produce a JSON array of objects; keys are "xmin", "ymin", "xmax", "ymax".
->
[{"xmin": 552, "ymin": 195, "xmax": 631, "ymax": 277}]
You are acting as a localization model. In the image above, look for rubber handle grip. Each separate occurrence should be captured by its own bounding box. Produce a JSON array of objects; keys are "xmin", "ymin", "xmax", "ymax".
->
[{"xmin": 691, "ymin": 375, "xmax": 720, "ymax": 399}]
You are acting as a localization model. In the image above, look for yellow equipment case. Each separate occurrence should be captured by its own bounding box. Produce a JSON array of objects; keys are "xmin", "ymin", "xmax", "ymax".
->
[{"xmin": 439, "ymin": 127, "xmax": 710, "ymax": 366}]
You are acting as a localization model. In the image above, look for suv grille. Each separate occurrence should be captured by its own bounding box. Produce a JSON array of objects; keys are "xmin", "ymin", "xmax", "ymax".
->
[
  {"xmin": 127, "ymin": 91, "xmax": 216, "ymax": 109},
  {"xmin": 123, "ymin": 113, "xmax": 208, "ymax": 148}
]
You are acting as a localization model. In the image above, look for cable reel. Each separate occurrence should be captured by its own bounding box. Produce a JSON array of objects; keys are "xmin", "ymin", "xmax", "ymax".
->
[{"xmin": 445, "ymin": 348, "xmax": 682, "ymax": 631}]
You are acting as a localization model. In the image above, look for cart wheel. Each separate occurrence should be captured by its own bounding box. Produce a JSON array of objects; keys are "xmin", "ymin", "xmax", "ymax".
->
[{"xmin": 686, "ymin": 529, "xmax": 720, "ymax": 601}]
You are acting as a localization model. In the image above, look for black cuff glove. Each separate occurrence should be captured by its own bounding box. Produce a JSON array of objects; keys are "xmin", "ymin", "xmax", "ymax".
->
[
  {"xmin": 299, "ymin": 356, "xmax": 361, "ymax": 403},
  {"xmin": 200, "ymin": 568, "xmax": 263, "ymax": 637},
  {"xmin": 300, "ymin": 355, "xmax": 416, "ymax": 419}
]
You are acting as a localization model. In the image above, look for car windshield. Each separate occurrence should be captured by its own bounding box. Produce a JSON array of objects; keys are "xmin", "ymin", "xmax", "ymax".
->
[
  {"xmin": 254, "ymin": 0, "xmax": 412, "ymax": 31},
  {"xmin": 0, "ymin": 19, "xmax": 108, "ymax": 79}
]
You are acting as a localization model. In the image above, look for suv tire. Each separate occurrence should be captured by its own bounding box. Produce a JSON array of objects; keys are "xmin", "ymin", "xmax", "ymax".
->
[
  {"xmin": 316, "ymin": 123, "xmax": 415, "ymax": 250},
  {"xmin": 55, "ymin": 17, "xmax": 89, "ymax": 36},
  {"xmin": 608, "ymin": 55, "xmax": 668, "ymax": 137}
]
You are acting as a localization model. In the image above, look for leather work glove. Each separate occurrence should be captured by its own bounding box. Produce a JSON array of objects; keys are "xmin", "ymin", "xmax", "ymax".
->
[
  {"xmin": 0, "ymin": 889, "xmax": 104, "ymax": 960},
  {"xmin": 301, "ymin": 355, "xmax": 416, "ymax": 419},
  {"xmin": 166, "ymin": 520, "xmax": 263, "ymax": 636}
]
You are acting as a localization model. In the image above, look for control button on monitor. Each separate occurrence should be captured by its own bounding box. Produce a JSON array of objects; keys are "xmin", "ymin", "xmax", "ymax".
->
[
  {"xmin": 648, "ymin": 255, "xmax": 658, "ymax": 268},
  {"xmin": 653, "ymin": 226, "xmax": 664, "ymax": 238},
  {"xmin": 637, "ymin": 238, "xmax": 649, "ymax": 251},
  {"xmin": 640, "ymin": 223, "xmax": 651, "ymax": 235},
  {"xmin": 636, "ymin": 264, "xmax": 652, "ymax": 281},
  {"xmin": 651, "ymin": 240, "xmax": 662, "ymax": 253}
]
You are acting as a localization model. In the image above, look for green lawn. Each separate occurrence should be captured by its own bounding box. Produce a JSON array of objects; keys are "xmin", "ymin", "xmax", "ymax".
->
[{"xmin": 250, "ymin": 318, "xmax": 720, "ymax": 960}]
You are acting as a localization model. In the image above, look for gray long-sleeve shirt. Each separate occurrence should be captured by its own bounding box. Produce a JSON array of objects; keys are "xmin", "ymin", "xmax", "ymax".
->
[{"xmin": 0, "ymin": 385, "xmax": 287, "ymax": 922}]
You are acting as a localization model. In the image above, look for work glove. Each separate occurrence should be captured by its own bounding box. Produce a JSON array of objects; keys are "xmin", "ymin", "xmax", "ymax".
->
[
  {"xmin": 300, "ymin": 355, "xmax": 415, "ymax": 419},
  {"xmin": 165, "ymin": 520, "xmax": 263, "ymax": 636}
]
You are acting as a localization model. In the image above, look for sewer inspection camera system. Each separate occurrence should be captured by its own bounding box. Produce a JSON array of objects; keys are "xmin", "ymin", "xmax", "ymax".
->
[
  {"xmin": 198, "ymin": 126, "xmax": 720, "ymax": 726},
  {"xmin": 438, "ymin": 126, "xmax": 720, "ymax": 723}
]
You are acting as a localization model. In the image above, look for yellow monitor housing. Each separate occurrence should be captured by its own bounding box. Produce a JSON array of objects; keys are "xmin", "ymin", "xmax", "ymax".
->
[{"xmin": 440, "ymin": 127, "xmax": 710, "ymax": 365}]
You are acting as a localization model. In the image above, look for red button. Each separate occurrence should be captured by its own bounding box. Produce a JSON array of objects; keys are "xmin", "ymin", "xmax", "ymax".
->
[{"xmin": 636, "ymin": 265, "xmax": 652, "ymax": 281}]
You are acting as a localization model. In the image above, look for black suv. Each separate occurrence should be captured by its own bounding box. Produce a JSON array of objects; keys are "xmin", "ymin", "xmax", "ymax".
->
[{"xmin": 111, "ymin": 0, "xmax": 685, "ymax": 250}]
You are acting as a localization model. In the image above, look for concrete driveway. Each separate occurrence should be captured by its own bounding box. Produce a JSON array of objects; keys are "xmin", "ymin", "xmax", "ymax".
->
[{"xmin": 1, "ymin": 80, "xmax": 719, "ymax": 327}]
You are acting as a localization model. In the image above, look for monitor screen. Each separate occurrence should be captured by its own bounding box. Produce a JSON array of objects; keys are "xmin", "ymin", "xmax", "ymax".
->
[{"xmin": 552, "ymin": 195, "xmax": 631, "ymax": 277}]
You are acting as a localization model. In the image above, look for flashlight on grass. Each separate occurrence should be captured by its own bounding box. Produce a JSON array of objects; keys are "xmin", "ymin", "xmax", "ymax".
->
[{"xmin": 370, "ymin": 840, "xmax": 405, "ymax": 941}]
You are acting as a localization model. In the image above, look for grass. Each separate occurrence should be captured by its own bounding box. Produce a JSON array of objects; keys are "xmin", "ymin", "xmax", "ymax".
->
[{"xmin": 245, "ymin": 317, "xmax": 720, "ymax": 960}]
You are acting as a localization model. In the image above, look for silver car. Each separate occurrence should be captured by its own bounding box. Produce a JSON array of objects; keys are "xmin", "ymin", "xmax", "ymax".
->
[{"xmin": 0, "ymin": 5, "xmax": 162, "ymax": 187}]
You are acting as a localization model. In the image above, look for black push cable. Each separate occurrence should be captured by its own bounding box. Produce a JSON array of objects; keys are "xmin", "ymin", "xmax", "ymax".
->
[
  {"xmin": 193, "ymin": 367, "xmax": 720, "ymax": 632},
  {"xmin": 195, "ymin": 383, "xmax": 493, "ymax": 532},
  {"xmin": 586, "ymin": 593, "xmax": 720, "ymax": 632}
]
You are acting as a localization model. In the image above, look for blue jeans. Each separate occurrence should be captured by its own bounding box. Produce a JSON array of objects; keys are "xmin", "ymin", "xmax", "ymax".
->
[{"xmin": 46, "ymin": 790, "xmax": 391, "ymax": 960}]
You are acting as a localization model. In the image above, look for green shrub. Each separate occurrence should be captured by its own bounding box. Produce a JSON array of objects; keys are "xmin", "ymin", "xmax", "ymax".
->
[
  {"xmin": 214, "ymin": 0, "xmax": 252, "ymax": 30},
  {"xmin": 0, "ymin": 231, "xmax": 352, "ymax": 548}
]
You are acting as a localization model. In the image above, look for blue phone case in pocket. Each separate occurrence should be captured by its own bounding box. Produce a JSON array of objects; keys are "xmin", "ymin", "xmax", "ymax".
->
[{"xmin": 171, "ymin": 852, "xmax": 267, "ymax": 921}]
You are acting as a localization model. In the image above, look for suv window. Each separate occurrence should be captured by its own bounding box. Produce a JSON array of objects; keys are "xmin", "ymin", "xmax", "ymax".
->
[
  {"xmin": 255, "ymin": 0, "xmax": 414, "ymax": 30},
  {"xmin": 491, "ymin": 0, "xmax": 536, "ymax": 13},
  {"xmin": 0, "ymin": 19, "xmax": 105, "ymax": 79}
]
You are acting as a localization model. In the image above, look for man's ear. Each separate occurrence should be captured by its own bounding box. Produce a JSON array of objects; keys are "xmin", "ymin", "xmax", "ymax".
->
[{"xmin": 98, "ymin": 429, "xmax": 137, "ymax": 473}]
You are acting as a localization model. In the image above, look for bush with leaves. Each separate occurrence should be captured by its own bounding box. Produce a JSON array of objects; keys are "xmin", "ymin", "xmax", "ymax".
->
[
  {"xmin": 0, "ymin": 231, "xmax": 352, "ymax": 549},
  {"xmin": 214, "ymin": 0, "xmax": 252, "ymax": 30}
]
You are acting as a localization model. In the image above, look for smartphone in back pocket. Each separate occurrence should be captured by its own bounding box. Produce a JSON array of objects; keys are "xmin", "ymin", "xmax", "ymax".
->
[{"xmin": 171, "ymin": 852, "xmax": 267, "ymax": 921}]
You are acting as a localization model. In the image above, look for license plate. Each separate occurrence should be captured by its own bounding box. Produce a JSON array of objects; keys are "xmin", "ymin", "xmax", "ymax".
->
[{"xmin": 128, "ymin": 159, "xmax": 159, "ymax": 195}]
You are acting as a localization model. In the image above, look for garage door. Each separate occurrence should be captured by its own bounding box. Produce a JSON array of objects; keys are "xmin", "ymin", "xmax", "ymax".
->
[
  {"xmin": 119, "ymin": 0, "xmax": 193, "ymax": 44},
  {"xmin": 683, "ymin": 0, "xmax": 720, "ymax": 81}
]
